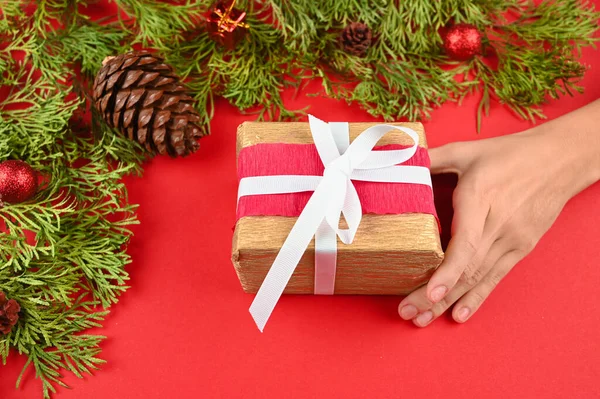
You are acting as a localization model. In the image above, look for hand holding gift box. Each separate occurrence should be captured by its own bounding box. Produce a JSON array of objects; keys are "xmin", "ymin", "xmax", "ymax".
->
[{"xmin": 232, "ymin": 115, "xmax": 443, "ymax": 331}]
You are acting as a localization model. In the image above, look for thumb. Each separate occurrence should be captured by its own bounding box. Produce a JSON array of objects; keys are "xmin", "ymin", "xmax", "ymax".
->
[{"xmin": 428, "ymin": 143, "xmax": 467, "ymax": 175}]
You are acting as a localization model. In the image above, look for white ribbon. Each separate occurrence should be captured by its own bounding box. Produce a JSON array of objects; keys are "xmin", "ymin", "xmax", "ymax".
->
[{"xmin": 237, "ymin": 115, "xmax": 432, "ymax": 331}]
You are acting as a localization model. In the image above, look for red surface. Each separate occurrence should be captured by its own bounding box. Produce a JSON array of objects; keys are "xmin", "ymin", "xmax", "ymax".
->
[
  {"xmin": 3, "ymin": 12, "xmax": 600, "ymax": 399},
  {"xmin": 237, "ymin": 144, "xmax": 437, "ymax": 220}
]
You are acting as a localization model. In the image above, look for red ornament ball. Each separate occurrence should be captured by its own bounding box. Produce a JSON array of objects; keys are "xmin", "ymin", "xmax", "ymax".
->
[
  {"xmin": 443, "ymin": 23, "xmax": 482, "ymax": 61},
  {"xmin": 0, "ymin": 160, "xmax": 38, "ymax": 205}
]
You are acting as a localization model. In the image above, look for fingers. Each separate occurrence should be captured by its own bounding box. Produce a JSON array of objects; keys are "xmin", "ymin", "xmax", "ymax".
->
[
  {"xmin": 429, "ymin": 143, "xmax": 469, "ymax": 175},
  {"xmin": 398, "ymin": 285, "xmax": 433, "ymax": 320},
  {"xmin": 425, "ymin": 186, "xmax": 491, "ymax": 303},
  {"xmin": 407, "ymin": 238, "xmax": 508, "ymax": 327},
  {"xmin": 452, "ymin": 250, "xmax": 522, "ymax": 323},
  {"xmin": 413, "ymin": 283, "xmax": 471, "ymax": 327}
]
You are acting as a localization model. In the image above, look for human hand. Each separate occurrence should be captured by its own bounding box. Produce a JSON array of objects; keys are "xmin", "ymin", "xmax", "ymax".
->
[{"xmin": 398, "ymin": 104, "xmax": 600, "ymax": 327}]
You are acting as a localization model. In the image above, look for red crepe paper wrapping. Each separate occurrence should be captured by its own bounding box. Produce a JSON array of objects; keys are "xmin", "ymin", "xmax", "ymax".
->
[{"xmin": 237, "ymin": 143, "xmax": 439, "ymax": 224}]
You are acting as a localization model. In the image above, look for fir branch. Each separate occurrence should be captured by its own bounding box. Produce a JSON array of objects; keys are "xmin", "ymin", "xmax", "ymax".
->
[
  {"xmin": 213, "ymin": 16, "xmax": 301, "ymax": 120},
  {"xmin": 348, "ymin": 58, "xmax": 472, "ymax": 121},
  {"xmin": 468, "ymin": 0, "xmax": 599, "ymax": 128},
  {"xmin": 495, "ymin": 43, "xmax": 585, "ymax": 121},
  {"xmin": 0, "ymin": 0, "xmax": 26, "ymax": 22},
  {"xmin": 1, "ymin": 4, "xmax": 141, "ymax": 395},
  {"xmin": 112, "ymin": 0, "xmax": 205, "ymax": 49},
  {"xmin": 31, "ymin": 0, "xmax": 87, "ymax": 35},
  {"xmin": 265, "ymin": 0, "xmax": 326, "ymax": 53},
  {"xmin": 48, "ymin": 22, "xmax": 129, "ymax": 77},
  {"xmin": 162, "ymin": 29, "xmax": 218, "ymax": 134},
  {"xmin": 498, "ymin": 0, "xmax": 599, "ymax": 51}
]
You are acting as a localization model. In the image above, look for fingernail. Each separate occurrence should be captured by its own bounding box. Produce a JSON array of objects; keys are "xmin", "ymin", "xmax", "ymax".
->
[
  {"xmin": 400, "ymin": 305, "xmax": 418, "ymax": 320},
  {"xmin": 415, "ymin": 311, "xmax": 433, "ymax": 326},
  {"xmin": 457, "ymin": 307, "xmax": 471, "ymax": 322},
  {"xmin": 430, "ymin": 286, "xmax": 447, "ymax": 302}
]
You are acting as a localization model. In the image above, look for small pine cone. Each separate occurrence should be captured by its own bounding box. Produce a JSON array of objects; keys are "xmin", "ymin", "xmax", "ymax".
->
[
  {"xmin": 0, "ymin": 291, "xmax": 20, "ymax": 335},
  {"xmin": 92, "ymin": 51, "xmax": 206, "ymax": 157},
  {"xmin": 340, "ymin": 22, "xmax": 372, "ymax": 57}
]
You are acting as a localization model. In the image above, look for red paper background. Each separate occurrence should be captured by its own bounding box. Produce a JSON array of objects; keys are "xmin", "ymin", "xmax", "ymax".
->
[{"xmin": 2, "ymin": 4, "xmax": 600, "ymax": 398}]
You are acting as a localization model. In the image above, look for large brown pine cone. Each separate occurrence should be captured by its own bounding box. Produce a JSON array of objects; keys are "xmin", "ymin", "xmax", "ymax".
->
[
  {"xmin": 0, "ymin": 291, "xmax": 20, "ymax": 335},
  {"xmin": 92, "ymin": 51, "xmax": 206, "ymax": 157},
  {"xmin": 340, "ymin": 22, "xmax": 372, "ymax": 57}
]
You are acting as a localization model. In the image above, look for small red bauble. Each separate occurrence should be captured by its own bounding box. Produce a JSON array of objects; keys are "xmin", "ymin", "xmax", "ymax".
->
[
  {"xmin": 0, "ymin": 291, "xmax": 21, "ymax": 335},
  {"xmin": 0, "ymin": 160, "xmax": 38, "ymax": 205},
  {"xmin": 443, "ymin": 23, "xmax": 482, "ymax": 61}
]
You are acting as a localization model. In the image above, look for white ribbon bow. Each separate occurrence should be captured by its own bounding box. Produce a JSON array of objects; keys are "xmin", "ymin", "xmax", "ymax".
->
[{"xmin": 237, "ymin": 115, "xmax": 432, "ymax": 331}]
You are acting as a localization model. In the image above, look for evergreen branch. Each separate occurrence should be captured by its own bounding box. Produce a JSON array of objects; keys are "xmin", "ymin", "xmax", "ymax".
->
[
  {"xmin": 48, "ymin": 22, "xmax": 129, "ymax": 77},
  {"xmin": 31, "ymin": 0, "xmax": 87, "ymax": 35},
  {"xmin": 1, "ymin": 7, "xmax": 141, "ymax": 395},
  {"xmin": 112, "ymin": 0, "xmax": 205, "ymax": 49},
  {"xmin": 498, "ymin": 0, "xmax": 599, "ymax": 51}
]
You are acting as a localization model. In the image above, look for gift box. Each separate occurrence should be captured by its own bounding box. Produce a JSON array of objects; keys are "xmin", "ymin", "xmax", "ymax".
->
[{"xmin": 232, "ymin": 116, "xmax": 443, "ymax": 330}]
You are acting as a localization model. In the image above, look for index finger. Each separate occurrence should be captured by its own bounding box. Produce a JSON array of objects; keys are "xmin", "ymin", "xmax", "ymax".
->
[
  {"xmin": 426, "ymin": 185, "xmax": 490, "ymax": 303},
  {"xmin": 429, "ymin": 143, "xmax": 468, "ymax": 175}
]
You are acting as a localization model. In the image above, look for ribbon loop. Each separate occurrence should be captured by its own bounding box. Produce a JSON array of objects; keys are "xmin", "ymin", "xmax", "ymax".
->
[{"xmin": 237, "ymin": 115, "xmax": 432, "ymax": 331}]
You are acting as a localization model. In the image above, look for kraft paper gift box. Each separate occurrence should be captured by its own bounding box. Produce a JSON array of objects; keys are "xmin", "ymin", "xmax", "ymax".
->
[{"xmin": 231, "ymin": 118, "xmax": 443, "ymax": 301}]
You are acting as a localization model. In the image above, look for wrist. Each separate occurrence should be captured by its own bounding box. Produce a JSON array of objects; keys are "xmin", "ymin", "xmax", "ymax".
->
[{"xmin": 527, "ymin": 112, "xmax": 600, "ymax": 198}]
